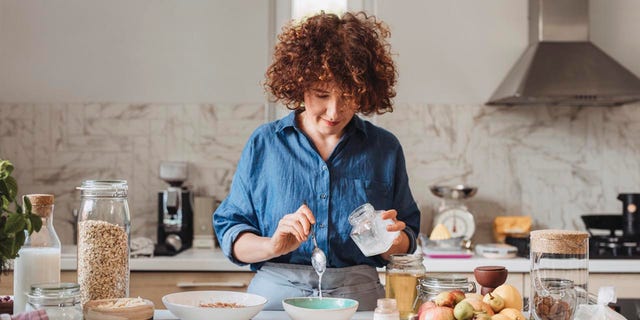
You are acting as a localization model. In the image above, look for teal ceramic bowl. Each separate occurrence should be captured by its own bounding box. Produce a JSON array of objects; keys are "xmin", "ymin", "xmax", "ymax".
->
[{"xmin": 282, "ymin": 297, "xmax": 359, "ymax": 320}]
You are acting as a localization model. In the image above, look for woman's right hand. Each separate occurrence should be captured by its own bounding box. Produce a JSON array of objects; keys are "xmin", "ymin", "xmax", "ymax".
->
[{"xmin": 269, "ymin": 203, "xmax": 316, "ymax": 257}]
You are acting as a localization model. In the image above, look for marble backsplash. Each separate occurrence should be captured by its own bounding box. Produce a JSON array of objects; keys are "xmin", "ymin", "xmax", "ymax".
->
[{"xmin": 1, "ymin": 102, "xmax": 639, "ymax": 245}]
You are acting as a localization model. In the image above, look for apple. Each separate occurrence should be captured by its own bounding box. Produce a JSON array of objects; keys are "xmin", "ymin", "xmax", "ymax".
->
[
  {"xmin": 451, "ymin": 290, "xmax": 466, "ymax": 304},
  {"xmin": 433, "ymin": 291, "xmax": 457, "ymax": 307},
  {"xmin": 465, "ymin": 293, "xmax": 484, "ymax": 301},
  {"xmin": 482, "ymin": 292, "xmax": 505, "ymax": 312},
  {"xmin": 499, "ymin": 308, "xmax": 527, "ymax": 320},
  {"xmin": 491, "ymin": 314, "xmax": 512, "ymax": 320},
  {"xmin": 420, "ymin": 306, "xmax": 455, "ymax": 320},
  {"xmin": 474, "ymin": 313, "xmax": 493, "ymax": 320},
  {"xmin": 418, "ymin": 301, "xmax": 437, "ymax": 319},
  {"xmin": 453, "ymin": 301, "xmax": 475, "ymax": 320},
  {"xmin": 460, "ymin": 298, "xmax": 495, "ymax": 316}
]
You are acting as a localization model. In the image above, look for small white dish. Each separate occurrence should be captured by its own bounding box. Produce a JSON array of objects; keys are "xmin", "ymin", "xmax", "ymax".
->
[{"xmin": 162, "ymin": 291, "xmax": 266, "ymax": 320}]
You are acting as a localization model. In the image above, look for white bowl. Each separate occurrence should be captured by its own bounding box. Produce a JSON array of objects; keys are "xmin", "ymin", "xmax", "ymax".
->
[
  {"xmin": 282, "ymin": 297, "xmax": 359, "ymax": 320},
  {"xmin": 162, "ymin": 291, "xmax": 267, "ymax": 320}
]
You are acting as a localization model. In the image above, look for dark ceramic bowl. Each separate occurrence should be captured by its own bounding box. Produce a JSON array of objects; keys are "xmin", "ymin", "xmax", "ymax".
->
[{"xmin": 473, "ymin": 266, "xmax": 508, "ymax": 289}]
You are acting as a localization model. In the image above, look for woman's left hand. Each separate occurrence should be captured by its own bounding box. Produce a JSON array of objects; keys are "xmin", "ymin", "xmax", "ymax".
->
[{"xmin": 381, "ymin": 209, "xmax": 407, "ymax": 245}]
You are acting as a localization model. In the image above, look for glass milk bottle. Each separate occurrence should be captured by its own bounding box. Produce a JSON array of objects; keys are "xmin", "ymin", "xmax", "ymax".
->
[
  {"xmin": 530, "ymin": 230, "xmax": 589, "ymax": 320},
  {"xmin": 77, "ymin": 180, "xmax": 130, "ymax": 305},
  {"xmin": 385, "ymin": 254, "xmax": 426, "ymax": 320},
  {"xmin": 13, "ymin": 194, "xmax": 61, "ymax": 314}
]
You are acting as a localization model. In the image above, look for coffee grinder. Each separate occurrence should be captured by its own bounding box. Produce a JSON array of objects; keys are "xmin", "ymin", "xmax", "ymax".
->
[{"xmin": 154, "ymin": 161, "xmax": 194, "ymax": 256}]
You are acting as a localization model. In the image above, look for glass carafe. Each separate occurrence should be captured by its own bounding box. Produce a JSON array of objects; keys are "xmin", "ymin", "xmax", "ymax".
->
[
  {"xmin": 13, "ymin": 194, "xmax": 61, "ymax": 314},
  {"xmin": 530, "ymin": 230, "xmax": 588, "ymax": 320},
  {"xmin": 77, "ymin": 180, "xmax": 130, "ymax": 305}
]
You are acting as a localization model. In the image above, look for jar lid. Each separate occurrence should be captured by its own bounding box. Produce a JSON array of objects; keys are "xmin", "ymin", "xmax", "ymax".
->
[
  {"xmin": 420, "ymin": 274, "xmax": 470, "ymax": 286},
  {"xmin": 28, "ymin": 282, "xmax": 80, "ymax": 298},
  {"xmin": 77, "ymin": 180, "xmax": 128, "ymax": 197},
  {"xmin": 530, "ymin": 229, "xmax": 589, "ymax": 254}
]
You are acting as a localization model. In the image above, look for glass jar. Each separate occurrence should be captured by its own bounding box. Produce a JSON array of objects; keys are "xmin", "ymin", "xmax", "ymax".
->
[
  {"xmin": 385, "ymin": 254, "xmax": 426, "ymax": 320},
  {"xmin": 374, "ymin": 298, "xmax": 400, "ymax": 320},
  {"xmin": 530, "ymin": 229, "xmax": 589, "ymax": 317},
  {"xmin": 13, "ymin": 194, "xmax": 61, "ymax": 314},
  {"xmin": 417, "ymin": 274, "xmax": 477, "ymax": 303},
  {"xmin": 349, "ymin": 203, "xmax": 399, "ymax": 256},
  {"xmin": 77, "ymin": 180, "xmax": 131, "ymax": 305},
  {"xmin": 532, "ymin": 278, "xmax": 577, "ymax": 320},
  {"xmin": 26, "ymin": 282, "xmax": 82, "ymax": 320}
]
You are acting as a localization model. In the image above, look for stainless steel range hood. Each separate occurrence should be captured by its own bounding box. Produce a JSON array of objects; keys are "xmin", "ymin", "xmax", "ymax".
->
[{"xmin": 486, "ymin": 0, "xmax": 640, "ymax": 107}]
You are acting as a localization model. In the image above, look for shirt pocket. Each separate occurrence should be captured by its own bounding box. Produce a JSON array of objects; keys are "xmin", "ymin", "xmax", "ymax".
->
[{"xmin": 353, "ymin": 179, "xmax": 393, "ymax": 210}]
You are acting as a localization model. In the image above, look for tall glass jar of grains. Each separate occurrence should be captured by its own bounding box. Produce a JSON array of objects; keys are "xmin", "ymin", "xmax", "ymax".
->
[
  {"xmin": 385, "ymin": 254, "xmax": 426, "ymax": 320},
  {"xmin": 77, "ymin": 180, "xmax": 130, "ymax": 305}
]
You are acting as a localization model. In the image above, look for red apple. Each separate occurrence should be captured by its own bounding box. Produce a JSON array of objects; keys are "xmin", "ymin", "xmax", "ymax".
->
[
  {"xmin": 433, "ymin": 291, "xmax": 456, "ymax": 307},
  {"xmin": 420, "ymin": 306, "xmax": 455, "ymax": 320},
  {"xmin": 451, "ymin": 290, "xmax": 466, "ymax": 304},
  {"xmin": 418, "ymin": 301, "xmax": 437, "ymax": 319}
]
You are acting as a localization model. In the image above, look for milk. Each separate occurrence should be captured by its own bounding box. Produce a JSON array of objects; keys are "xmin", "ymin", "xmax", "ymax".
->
[{"xmin": 13, "ymin": 247, "xmax": 61, "ymax": 314}]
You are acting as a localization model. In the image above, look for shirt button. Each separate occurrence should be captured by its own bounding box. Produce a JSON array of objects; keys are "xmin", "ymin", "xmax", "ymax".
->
[
  {"xmin": 321, "ymin": 165, "xmax": 328, "ymax": 171},
  {"xmin": 318, "ymin": 223, "xmax": 325, "ymax": 228},
  {"xmin": 320, "ymin": 193, "xmax": 327, "ymax": 199}
]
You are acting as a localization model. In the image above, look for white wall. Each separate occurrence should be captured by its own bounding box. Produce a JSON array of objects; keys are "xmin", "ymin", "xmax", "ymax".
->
[{"xmin": 0, "ymin": 0, "xmax": 270, "ymax": 104}]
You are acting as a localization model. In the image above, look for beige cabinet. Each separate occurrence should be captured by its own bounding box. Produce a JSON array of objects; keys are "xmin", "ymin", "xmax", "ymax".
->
[{"xmin": 1, "ymin": 271, "xmax": 255, "ymax": 307}]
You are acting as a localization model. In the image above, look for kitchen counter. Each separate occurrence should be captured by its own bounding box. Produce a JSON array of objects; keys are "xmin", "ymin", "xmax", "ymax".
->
[
  {"xmin": 154, "ymin": 310, "xmax": 374, "ymax": 319},
  {"xmin": 61, "ymin": 246, "xmax": 640, "ymax": 273}
]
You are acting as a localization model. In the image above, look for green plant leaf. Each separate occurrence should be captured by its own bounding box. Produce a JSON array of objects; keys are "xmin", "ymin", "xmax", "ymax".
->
[
  {"xmin": 29, "ymin": 213, "xmax": 42, "ymax": 233},
  {"xmin": 0, "ymin": 180, "xmax": 10, "ymax": 202},
  {"xmin": 0, "ymin": 236, "xmax": 13, "ymax": 258},
  {"xmin": 4, "ymin": 212, "xmax": 25, "ymax": 234},
  {"xmin": 23, "ymin": 196, "xmax": 32, "ymax": 214},
  {"xmin": 1, "ymin": 196, "xmax": 8, "ymax": 211},
  {"xmin": 0, "ymin": 159, "xmax": 13, "ymax": 180},
  {"xmin": 5, "ymin": 176, "xmax": 18, "ymax": 200},
  {"xmin": 13, "ymin": 230, "xmax": 26, "ymax": 255}
]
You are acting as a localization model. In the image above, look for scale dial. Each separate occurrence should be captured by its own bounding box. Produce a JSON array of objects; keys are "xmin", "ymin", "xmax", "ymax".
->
[{"xmin": 434, "ymin": 208, "xmax": 475, "ymax": 240}]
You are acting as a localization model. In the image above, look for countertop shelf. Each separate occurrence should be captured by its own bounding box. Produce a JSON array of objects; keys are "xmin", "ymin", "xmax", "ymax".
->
[{"xmin": 61, "ymin": 246, "xmax": 640, "ymax": 273}]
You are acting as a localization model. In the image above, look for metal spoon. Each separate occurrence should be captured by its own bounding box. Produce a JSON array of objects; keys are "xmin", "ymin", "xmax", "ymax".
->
[{"xmin": 310, "ymin": 230, "xmax": 326, "ymax": 298}]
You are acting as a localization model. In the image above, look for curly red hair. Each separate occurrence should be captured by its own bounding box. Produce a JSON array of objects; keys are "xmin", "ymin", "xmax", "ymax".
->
[{"xmin": 265, "ymin": 11, "xmax": 397, "ymax": 116}]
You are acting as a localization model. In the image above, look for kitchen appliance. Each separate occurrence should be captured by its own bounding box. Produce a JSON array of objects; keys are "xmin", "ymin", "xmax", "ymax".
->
[
  {"xmin": 154, "ymin": 161, "xmax": 193, "ymax": 256},
  {"xmin": 581, "ymin": 214, "xmax": 640, "ymax": 259},
  {"xmin": 487, "ymin": 0, "xmax": 640, "ymax": 107},
  {"xmin": 430, "ymin": 185, "xmax": 477, "ymax": 240},
  {"xmin": 618, "ymin": 193, "xmax": 640, "ymax": 237}
]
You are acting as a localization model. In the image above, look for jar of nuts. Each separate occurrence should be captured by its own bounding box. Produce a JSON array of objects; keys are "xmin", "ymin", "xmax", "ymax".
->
[
  {"xmin": 76, "ymin": 180, "xmax": 131, "ymax": 305},
  {"xmin": 532, "ymin": 278, "xmax": 577, "ymax": 320}
]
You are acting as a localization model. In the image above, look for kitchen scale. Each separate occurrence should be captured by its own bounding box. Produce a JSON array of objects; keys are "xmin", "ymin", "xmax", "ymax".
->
[{"xmin": 430, "ymin": 185, "xmax": 477, "ymax": 240}]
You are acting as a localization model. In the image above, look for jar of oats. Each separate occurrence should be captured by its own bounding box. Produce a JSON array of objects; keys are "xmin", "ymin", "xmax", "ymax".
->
[{"xmin": 77, "ymin": 180, "xmax": 131, "ymax": 305}]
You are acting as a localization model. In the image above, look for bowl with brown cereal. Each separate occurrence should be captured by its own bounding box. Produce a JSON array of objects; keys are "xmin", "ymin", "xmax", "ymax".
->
[{"xmin": 162, "ymin": 291, "xmax": 266, "ymax": 320}]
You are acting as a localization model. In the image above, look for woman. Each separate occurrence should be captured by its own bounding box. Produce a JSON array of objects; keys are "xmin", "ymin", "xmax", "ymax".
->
[{"xmin": 213, "ymin": 11, "xmax": 420, "ymax": 311}]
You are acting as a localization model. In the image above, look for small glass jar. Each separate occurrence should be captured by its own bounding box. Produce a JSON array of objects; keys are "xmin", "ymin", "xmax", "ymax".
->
[
  {"xmin": 26, "ymin": 283, "xmax": 82, "ymax": 320},
  {"xmin": 77, "ymin": 180, "xmax": 131, "ymax": 305},
  {"xmin": 349, "ymin": 203, "xmax": 399, "ymax": 256},
  {"xmin": 374, "ymin": 298, "xmax": 400, "ymax": 320},
  {"xmin": 532, "ymin": 278, "xmax": 577, "ymax": 320},
  {"xmin": 417, "ymin": 274, "xmax": 477, "ymax": 303},
  {"xmin": 386, "ymin": 254, "xmax": 426, "ymax": 320}
]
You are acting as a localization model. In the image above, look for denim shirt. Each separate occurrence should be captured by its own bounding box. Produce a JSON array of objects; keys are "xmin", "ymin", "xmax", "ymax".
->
[{"xmin": 213, "ymin": 111, "xmax": 420, "ymax": 271}]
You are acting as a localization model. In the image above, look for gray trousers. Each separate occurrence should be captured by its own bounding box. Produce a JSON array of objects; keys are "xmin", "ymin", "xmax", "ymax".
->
[{"xmin": 247, "ymin": 262, "xmax": 385, "ymax": 311}]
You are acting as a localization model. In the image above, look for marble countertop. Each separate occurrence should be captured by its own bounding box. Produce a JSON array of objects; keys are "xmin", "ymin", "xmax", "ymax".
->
[{"xmin": 61, "ymin": 246, "xmax": 640, "ymax": 273}]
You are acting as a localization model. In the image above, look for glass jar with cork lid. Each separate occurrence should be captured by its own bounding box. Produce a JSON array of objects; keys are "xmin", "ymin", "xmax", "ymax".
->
[{"xmin": 530, "ymin": 229, "xmax": 589, "ymax": 320}]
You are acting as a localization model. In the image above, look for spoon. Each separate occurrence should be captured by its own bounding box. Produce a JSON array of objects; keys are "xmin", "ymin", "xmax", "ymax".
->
[{"xmin": 310, "ymin": 229, "xmax": 327, "ymax": 298}]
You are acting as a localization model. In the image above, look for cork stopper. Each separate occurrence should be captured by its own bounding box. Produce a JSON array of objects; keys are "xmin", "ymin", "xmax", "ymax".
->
[
  {"xmin": 530, "ymin": 229, "xmax": 589, "ymax": 255},
  {"xmin": 25, "ymin": 194, "xmax": 54, "ymax": 217}
]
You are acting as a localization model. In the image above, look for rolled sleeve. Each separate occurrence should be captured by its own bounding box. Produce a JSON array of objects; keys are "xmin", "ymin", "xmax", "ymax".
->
[{"xmin": 219, "ymin": 223, "xmax": 260, "ymax": 266}]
